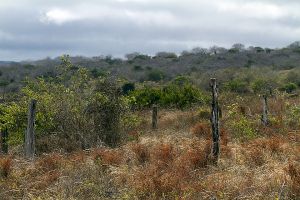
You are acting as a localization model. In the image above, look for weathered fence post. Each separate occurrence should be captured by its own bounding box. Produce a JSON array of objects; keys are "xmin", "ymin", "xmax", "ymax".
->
[
  {"xmin": 25, "ymin": 99, "xmax": 37, "ymax": 159},
  {"xmin": 1, "ymin": 128, "xmax": 8, "ymax": 154},
  {"xmin": 152, "ymin": 105, "xmax": 158, "ymax": 130},
  {"xmin": 210, "ymin": 78, "xmax": 220, "ymax": 162},
  {"xmin": 261, "ymin": 95, "xmax": 268, "ymax": 126}
]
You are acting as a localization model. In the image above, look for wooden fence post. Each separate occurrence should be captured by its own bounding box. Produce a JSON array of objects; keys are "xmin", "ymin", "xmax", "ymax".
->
[
  {"xmin": 261, "ymin": 95, "xmax": 268, "ymax": 126},
  {"xmin": 152, "ymin": 105, "xmax": 158, "ymax": 130},
  {"xmin": 210, "ymin": 78, "xmax": 220, "ymax": 162},
  {"xmin": 25, "ymin": 99, "xmax": 37, "ymax": 159},
  {"xmin": 1, "ymin": 128, "xmax": 8, "ymax": 154}
]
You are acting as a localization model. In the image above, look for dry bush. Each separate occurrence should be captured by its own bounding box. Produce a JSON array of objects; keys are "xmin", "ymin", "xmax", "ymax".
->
[
  {"xmin": 246, "ymin": 147, "xmax": 265, "ymax": 167},
  {"xmin": 158, "ymin": 110, "xmax": 199, "ymax": 131},
  {"xmin": 127, "ymin": 130, "xmax": 139, "ymax": 141},
  {"xmin": 286, "ymin": 163, "xmax": 300, "ymax": 198},
  {"xmin": 181, "ymin": 140, "xmax": 211, "ymax": 169},
  {"xmin": 266, "ymin": 136, "xmax": 283, "ymax": 154},
  {"xmin": 92, "ymin": 148, "xmax": 123, "ymax": 166},
  {"xmin": 246, "ymin": 136, "xmax": 284, "ymax": 155},
  {"xmin": 0, "ymin": 156, "xmax": 12, "ymax": 178},
  {"xmin": 35, "ymin": 171, "xmax": 61, "ymax": 190},
  {"xmin": 37, "ymin": 154, "xmax": 63, "ymax": 172},
  {"xmin": 131, "ymin": 143, "xmax": 150, "ymax": 164},
  {"xmin": 191, "ymin": 122, "xmax": 211, "ymax": 139},
  {"xmin": 69, "ymin": 150, "xmax": 88, "ymax": 164},
  {"xmin": 220, "ymin": 128, "xmax": 229, "ymax": 146},
  {"xmin": 120, "ymin": 140, "xmax": 214, "ymax": 199},
  {"xmin": 220, "ymin": 145, "xmax": 233, "ymax": 159},
  {"xmin": 152, "ymin": 143, "xmax": 174, "ymax": 163}
]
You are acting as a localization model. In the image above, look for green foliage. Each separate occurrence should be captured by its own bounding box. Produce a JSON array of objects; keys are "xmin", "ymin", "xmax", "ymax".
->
[
  {"xmin": 147, "ymin": 69, "xmax": 165, "ymax": 82},
  {"xmin": 251, "ymin": 79, "xmax": 273, "ymax": 94},
  {"xmin": 122, "ymin": 82, "xmax": 135, "ymax": 95},
  {"xmin": 283, "ymin": 82, "xmax": 297, "ymax": 93},
  {"xmin": 133, "ymin": 65, "xmax": 143, "ymax": 71},
  {"xmin": 224, "ymin": 79, "xmax": 249, "ymax": 93},
  {"xmin": 129, "ymin": 81, "xmax": 206, "ymax": 109},
  {"xmin": 226, "ymin": 103, "xmax": 257, "ymax": 140},
  {"xmin": 0, "ymin": 56, "xmax": 129, "ymax": 150},
  {"xmin": 0, "ymin": 80, "xmax": 9, "ymax": 87},
  {"xmin": 231, "ymin": 117, "xmax": 257, "ymax": 140},
  {"xmin": 286, "ymin": 104, "xmax": 300, "ymax": 128},
  {"xmin": 90, "ymin": 68, "xmax": 107, "ymax": 78},
  {"xmin": 87, "ymin": 79, "xmax": 128, "ymax": 147},
  {"xmin": 228, "ymin": 48, "xmax": 238, "ymax": 53},
  {"xmin": 129, "ymin": 87, "xmax": 161, "ymax": 108}
]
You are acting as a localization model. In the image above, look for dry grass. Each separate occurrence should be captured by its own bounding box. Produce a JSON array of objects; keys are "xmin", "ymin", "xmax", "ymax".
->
[
  {"xmin": 286, "ymin": 162, "xmax": 300, "ymax": 198},
  {"xmin": 0, "ymin": 156, "xmax": 12, "ymax": 178},
  {"xmin": 0, "ymin": 101, "xmax": 300, "ymax": 199}
]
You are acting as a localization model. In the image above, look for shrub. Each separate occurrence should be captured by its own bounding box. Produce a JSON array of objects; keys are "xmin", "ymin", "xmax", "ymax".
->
[
  {"xmin": 129, "ymin": 82, "xmax": 207, "ymax": 109},
  {"xmin": 286, "ymin": 163, "xmax": 300, "ymax": 197},
  {"xmin": 286, "ymin": 105, "xmax": 300, "ymax": 129},
  {"xmin": 0, "ymin": 157, "xmax": 12, "ymax": 178},
  {"xmin": 37, "ymin": 154, "xmax": 62, "ymax": 172},
  {"xmin": 197, "ymin": 107, "xmax": 211, "ymax": 119},
  {"xmin": 226, "ymin": 103, "xmax": 257, "ymax": 140},
  {"xmin": 88, "ymin": 79, "xmax": 128, "ymax": 147},
  {"xmin": 132, "ymin": 65, "xmax": 143, "ymax": 71},
  {"xmin": 251, "ymin": 79, "xmax": 274, "ymax": 94},
  {"xmin": 231, "ymin": 117, "xmax": 257, "ymax": 140},
  {"xmin": 147, "ymin": 69, "xmax": 165, "ymax": 82},
  {"xmin": 246, "ymin": 147, "xmax": 265, "ymax": 167},
  {"xmin": 0, "ymin": 56, "xmax": 129, "ymax": 151},
  {"xmin": 92, "ymin": 148, "xmax": 123, "ymax": 166},
  {"xmin": 122, "ymin": 82, "xmax": 135, "ymax": 95},
  {"xmin": 131, "ymin": 143, "xmax": 150, "ymax": 164},
  {"xmin": 283, "ymin": 82, "xmax": 297, "ymax": 93},
  {"xmin": 191, "ymin": 122, "xmax": 211, "ymax": 139},
  {"xmin": 183, "ymin": 140, "xmax": 211, "ymax": 169},
  {"xmin": 224, "ymin": 79, "xmax": 249, "ymax": 93},
  {"xmin": 153, "ymin": 143, "xmax": 174, "ymax": 162}
]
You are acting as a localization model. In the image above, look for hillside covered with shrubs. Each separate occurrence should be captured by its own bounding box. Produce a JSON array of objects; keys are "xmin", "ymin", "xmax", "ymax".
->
[{"xmin": 0, "ymin": 45, "xmax": 299, "ymax": 199}]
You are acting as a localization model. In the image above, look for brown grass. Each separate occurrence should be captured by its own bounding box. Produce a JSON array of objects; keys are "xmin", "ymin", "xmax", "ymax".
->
[
  {"xmin": 92, "ymin": 148, "xmax": 123, "ymax": 166},
  {"xmin": 286, "ymin": 162, "xmax": 300, "ymax": 198},
  {"xmin": 191, "ymin": 122, "xmax": 211, "ymax": 139},
  {"xmin": 131, "ymin": 143, "xmax": 150, "ymax": 164},
  {"xmin": 0, "ymin": 156, "xmax": 12, "ymax": 178},
  {"xmin": 1, "ymin": 102, "xmax": 300, "ymax": 199}
]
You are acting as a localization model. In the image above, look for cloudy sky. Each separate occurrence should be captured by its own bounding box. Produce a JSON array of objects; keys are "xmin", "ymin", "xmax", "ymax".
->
[{"xmin": 0, "ymin": 0, "xmax": 300, "ymax": 61}]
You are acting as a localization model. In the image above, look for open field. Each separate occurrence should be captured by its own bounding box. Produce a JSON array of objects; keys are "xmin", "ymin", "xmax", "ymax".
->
[{"xmin": 0, "ymin": 98, "xmax": 299, "ymax": 199}]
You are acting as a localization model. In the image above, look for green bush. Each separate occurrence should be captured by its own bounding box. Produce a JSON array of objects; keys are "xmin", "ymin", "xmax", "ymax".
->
[
  {"xmin": 147, "ymin": 69, "xmax": 165, "ymax": 82},
  {"xmin": 0, "ymin": 56, "xmax": 129, "ymax": 150},
  {"xmin": 226, "ymin": 103, "xmax": 257, "ymax": 140},
  {"xmin": 224, "ymin": 79, "xmax": 249, "ymax": 93},
  {"xmin": 129, "ymin": 81, "xmax": 207, "ymax": 109},
  {"xmin": 283, "ymin": 82, "xmax": 297, "ymax": 93}
]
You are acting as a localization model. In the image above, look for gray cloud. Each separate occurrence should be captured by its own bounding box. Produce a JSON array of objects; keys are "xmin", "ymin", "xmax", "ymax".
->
[{"xmin": 0, "ymin": 0, "xmax": 299, "ymax": 61}]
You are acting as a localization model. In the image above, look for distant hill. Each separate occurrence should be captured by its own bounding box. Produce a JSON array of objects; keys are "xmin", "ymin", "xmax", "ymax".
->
[
  {"xmin": 0, "ymin": 61, "xmax": 15, "ymax": 65},
  {"xmin": 0, "ymin": 42, "xmax": 300, "ymax": 92}
]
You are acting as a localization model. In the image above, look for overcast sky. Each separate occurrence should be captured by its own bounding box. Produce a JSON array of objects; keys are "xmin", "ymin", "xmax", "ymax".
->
[{"xmin": 0, "ymin": 0, "xmax": 300, "ymax": 61}]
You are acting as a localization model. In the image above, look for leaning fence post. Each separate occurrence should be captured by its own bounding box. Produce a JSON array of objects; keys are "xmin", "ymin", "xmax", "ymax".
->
[
  {"xmin": 25, "ymin": 99, "xmax": 37, "ymax": 159},
  {"xmin": 210, "ymin": 78, "xmax": 220, "ymax": 162},
  {"xmin": 261, "ymin": 95, "xmax": 268, "ymax": 126},
  {"xmin": 1, "ymin": 127, "xmax": 8, "ymax": 154},
  {"xmin": 152, "ymin": 104, "xmax": 158, "ymax": 130}
]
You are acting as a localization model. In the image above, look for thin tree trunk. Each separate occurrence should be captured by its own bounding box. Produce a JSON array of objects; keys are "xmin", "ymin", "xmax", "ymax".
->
[
  {"xmin": 210, "ymin": 78, "xmax": 220, "ymax": 163},
  {"xmin": 261, "ymin": 95, "xmax": 268, "ymax": 126},
  {"xmin": 25, "ymin": 99, "xmax": 37, "ymax": 159},
  {"xmin": 152, "ymin": 105, "xmax": 158, "ymax": 130}
]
